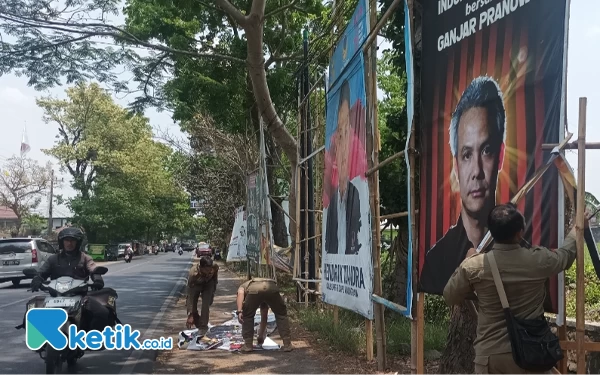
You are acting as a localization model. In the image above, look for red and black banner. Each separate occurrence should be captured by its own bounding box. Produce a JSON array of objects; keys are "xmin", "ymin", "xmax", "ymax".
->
[{"xmin": 418, "ymin": 0, "xmax": 568, "ymax": 312}]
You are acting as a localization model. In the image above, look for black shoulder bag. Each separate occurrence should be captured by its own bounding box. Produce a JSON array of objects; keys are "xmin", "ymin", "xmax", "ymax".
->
[{"xmin": 487, "ymin": 251, "xmax": 563, "ymax": 372}]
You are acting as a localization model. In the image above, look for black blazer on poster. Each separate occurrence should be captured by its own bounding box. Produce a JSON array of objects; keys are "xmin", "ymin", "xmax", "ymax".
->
[{"xmin": 325, "ymin": 180, "xmax": 362, "ymax": 255}]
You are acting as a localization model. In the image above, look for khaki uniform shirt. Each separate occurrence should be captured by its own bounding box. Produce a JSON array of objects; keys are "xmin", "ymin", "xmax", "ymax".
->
[
  {"xmin": 443, "ymin": 229, "xmax": 577, "ymax": 358},
  {"xmin": 186, "ymin": 264, "xmax": 219, "ymax": 314},
  {"xmin": 239, "ymin": 278, "xmax": 276, "ymax": 294},
  {"xmin": 187, "ymin": 264, "xmax": 219, "ymax": 288}
]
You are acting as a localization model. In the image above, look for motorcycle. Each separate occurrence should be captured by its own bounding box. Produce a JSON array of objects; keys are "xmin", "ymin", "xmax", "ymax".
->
[
  {"xmin": 125, "ymin": 253, "xmax": 131, "ymax": 263},
  {"xmin": 178, "ymin": 249, "xmax": 183, "ymax": 256},
  {"xmin": 16, "ymin": 267, "xmax": 120, "ymax": 374},
  {"xmin": 214, "ymin": 249, "xmax": 222, "ymax": 261}
]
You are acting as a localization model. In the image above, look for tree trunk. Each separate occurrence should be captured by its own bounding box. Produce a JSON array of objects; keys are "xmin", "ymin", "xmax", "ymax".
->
[
  {"xmin": 243, "ymin": 6, "xmax": 298, "ymax": 249},
  {"xmin": 215, "ymin": 0, "xmax": 300, "ymax": 265},
  {"xmin": 271, "ymin": 196, "xmax": 289, "ymax": 247},
  {"xmin": 439, "ymin": 303, "xmax": 477, "ymax": 373}
]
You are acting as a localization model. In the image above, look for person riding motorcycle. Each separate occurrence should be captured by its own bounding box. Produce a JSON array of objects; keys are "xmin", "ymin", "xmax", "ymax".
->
[{"xmin": 30, "ymin": 227, "xmax": 111, "ymax": 333}]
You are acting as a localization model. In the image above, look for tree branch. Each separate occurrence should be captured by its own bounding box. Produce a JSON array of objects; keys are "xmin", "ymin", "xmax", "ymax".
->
[
  {"xmin": 265, "ymin": 0, "xmax": 300, "ymax": 19},
  {"xmin": 214, "ymin": 0, "xmax": 247, "ymax": 26},
  {"xmin": 0, "ymin": 13, "xmax": 247, "ymax": 64}
]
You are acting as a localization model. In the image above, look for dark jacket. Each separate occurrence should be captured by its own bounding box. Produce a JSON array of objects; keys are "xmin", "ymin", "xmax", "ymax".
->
[
  {"xmin": 37, "ymin": 250, "xmax": 101, "ymax": 282},
  {"xmin": 325, "ymin": 180, "xmax": 362, "ymax": 255},
  {"xmin": 419, "ymin": 216, "xmax": 533, "ymax": 295}
]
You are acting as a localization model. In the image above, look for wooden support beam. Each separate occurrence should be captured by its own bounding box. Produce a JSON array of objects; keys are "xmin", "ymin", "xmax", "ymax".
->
[
  {"xmin": 575, "ymin": 97, "xmax": 587, "ymax": 374},
  {"xmin": 298, "ymin": 145, "xmax": 325, "ymax": 165},
  {"xmin": 269, "ymin": 195, "xmax": 296, "ymax": 225},
  {"xmin": 541, "ymin": 141, "xmax": 600, "ymax": 150},
  {"xmin": 380, "ymin": 210, "xmax": 419, "ymax": 221},
  {"xmin": 366, "ymin": 150, "xmax": 405, "ymax": 177},
  {"xmin": 561, "ymin": 340, "xmax": 600, "ymax": 352},
  {"xmin": 362, "ymin": 0, "xmax": 402, "ymax": 53}
]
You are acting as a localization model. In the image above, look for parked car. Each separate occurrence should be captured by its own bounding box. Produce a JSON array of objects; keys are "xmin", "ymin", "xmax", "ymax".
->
[
  {"xmin": 182, "ymin": 242, "xmax": 195, "ymax": 252},
  {"xmin": 0, "ymin": 238, "xmax": 56, "ymax": 286},
  {"xmin": 196, "ymin": 243, "xmax": 212, "ymax": 258},
  {"xmin": 165, "ymin": 243, "xmax": 175, "ymax": 252}
]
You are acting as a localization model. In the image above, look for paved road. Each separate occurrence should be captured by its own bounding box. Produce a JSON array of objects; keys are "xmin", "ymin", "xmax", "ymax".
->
[{"xmin": 0, "ymin": 250, "xmax": 193, "ymax": 374}]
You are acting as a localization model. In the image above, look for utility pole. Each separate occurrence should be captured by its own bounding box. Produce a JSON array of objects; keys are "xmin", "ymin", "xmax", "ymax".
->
[{"xmin": 47, "ymin": 169, "xmax": 54, "ymax": 236}]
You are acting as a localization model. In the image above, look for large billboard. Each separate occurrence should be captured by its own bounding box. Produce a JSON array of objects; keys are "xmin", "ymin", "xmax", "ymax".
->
[
  {"xmin": 417, "ymin": 0, "xmax": 568, "ymax": 313},
  {"xmin": 321, "ymin": 0, "xmax": 372, "ymax": 319}
]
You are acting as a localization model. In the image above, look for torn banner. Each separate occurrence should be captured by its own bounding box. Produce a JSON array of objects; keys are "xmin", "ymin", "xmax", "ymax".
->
[{"xmin": 178, "ymin": 309, "xmax": 279, "ymax": 351}]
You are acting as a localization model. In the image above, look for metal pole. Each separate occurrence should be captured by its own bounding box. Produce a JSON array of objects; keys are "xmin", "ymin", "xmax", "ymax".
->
[
  {"xmin": 575, "ymin": 97, "xmax": 587, "ymax": 374},
  {"xmin": 304, "ymin": 28, "xmax": 317, "ymax": 300},
  {"xmin": 47, "ymin": 169, "xmax": 54, "ymax": 236}
]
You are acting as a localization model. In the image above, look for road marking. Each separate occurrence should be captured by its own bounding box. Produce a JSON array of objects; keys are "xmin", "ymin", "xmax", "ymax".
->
[
  {"xmin": 108, "ymin": 260, "xmax": 151, "ymax": 275},
  {"xmin": 119, "ymin": 257, "xmax": 193, "ymax": 374},
  {"xmin": 0, "ymin": 295, "xmax": 35, "ymax": 309}
]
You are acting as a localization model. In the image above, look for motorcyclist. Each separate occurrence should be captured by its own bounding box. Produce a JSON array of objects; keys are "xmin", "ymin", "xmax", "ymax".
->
[{"xmin": 30, "ymin": 227, "xmax": 111, "ymax": 333}]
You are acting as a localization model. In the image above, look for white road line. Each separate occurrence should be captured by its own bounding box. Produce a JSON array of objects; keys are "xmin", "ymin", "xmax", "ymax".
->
[
  {"xmin": 0, "ymin": 295, "xmax": 35, "ymax": 309},
  {"xmin": 108, "ymin": 260, "xmax": 151, "ymax": 275},
  {"xmin": 119, "ymin": 257, "xmax": 192, "ymax": 374}
]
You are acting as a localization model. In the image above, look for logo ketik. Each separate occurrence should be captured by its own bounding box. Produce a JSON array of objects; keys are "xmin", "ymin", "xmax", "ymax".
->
[
  {"xmin": 25, "ymin": 308, "xmax": 173, "ymax": 351},
  {"xmin": 26, "ymin": 308, "xmax": 69, "ymax": 351}
]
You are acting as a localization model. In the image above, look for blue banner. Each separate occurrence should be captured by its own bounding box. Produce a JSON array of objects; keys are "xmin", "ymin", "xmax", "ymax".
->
[
  {"xmin": 322, "ymin": 52, "xmax": 373, "ymax": 320},
  {"xmin": 328, "ymin": 0, "xmax": 369, "ymax": 88},
  {"xmin": 403, "ymin": 0, "xmax": 414, "ymax": 318}
]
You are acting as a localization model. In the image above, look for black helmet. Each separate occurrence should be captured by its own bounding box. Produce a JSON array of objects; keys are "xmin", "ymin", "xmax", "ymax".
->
[{"xmin": 58, "ymin": 227, "xmax": 84, "ymax": 252}]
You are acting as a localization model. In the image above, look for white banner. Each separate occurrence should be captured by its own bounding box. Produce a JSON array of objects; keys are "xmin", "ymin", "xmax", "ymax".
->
[{"xmin": 227, "ymin": 206, "xmax": 247, "ymax": 262}]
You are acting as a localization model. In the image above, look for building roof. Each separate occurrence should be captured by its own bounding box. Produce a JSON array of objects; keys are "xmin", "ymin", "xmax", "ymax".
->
[{"xmin": 0, "ymin": 206, "xmax": 17, "ymax": 220}]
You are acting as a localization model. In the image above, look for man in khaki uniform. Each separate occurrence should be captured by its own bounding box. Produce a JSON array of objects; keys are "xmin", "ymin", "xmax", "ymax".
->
[
  {"xmin": 443, "ymin": 203, "xmax": 588, "ymax": 374},
  {"xmin": 236, "ymin": 277, "xmax": 292, "ymax": 352},
  {"xmin": 186, "ymin": 256, "xmax": 219, "ymax": 333}
]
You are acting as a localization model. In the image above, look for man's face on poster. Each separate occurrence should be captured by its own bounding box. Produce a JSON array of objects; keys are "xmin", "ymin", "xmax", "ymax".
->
[
  {"xmin": 455, "ymin": 107, "xmax": 501, "ymax": 219},
  {"xmin": 335, "ymin": 97, "xmax": 351, "ymax": 188}
]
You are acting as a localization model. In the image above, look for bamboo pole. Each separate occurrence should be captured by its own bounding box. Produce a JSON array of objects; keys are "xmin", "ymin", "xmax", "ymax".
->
[
  {"xmin": 368, "ymin": 0, "xmax": 386, "ymax": 369},
  {"xmin": 575, "ymin": 97, "xmax": 587, "ymax": 374},
  {"xmin": 331, "ymin": 0, "xmax": 340, "ymax": 327},
  {"xmin": 303, "ymin": 67, "xmax": 310, "ymax": 307}
]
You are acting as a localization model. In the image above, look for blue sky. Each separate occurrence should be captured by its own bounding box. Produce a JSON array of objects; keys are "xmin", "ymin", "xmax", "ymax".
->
[{"xmin": 0, "ymin": 0, "xmax": 597, "ymax": 217}]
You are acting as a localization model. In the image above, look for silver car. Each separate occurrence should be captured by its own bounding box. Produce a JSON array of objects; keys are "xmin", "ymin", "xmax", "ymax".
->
[{"xmin": 0, "ymin": 238, "xmax": 55, "ymax": 286}]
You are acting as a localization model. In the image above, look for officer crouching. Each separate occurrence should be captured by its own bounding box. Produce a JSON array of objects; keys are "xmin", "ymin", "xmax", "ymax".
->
[{"xmin": 236, "ymin": 277, "xmax": 293, "ymax": 352}]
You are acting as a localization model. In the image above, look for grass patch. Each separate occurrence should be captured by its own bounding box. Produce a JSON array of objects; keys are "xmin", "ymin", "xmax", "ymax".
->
[
  {"xmin": 565, "ymin": 244, "xmax": 600, "ymax": 321},
  {"xmin": 296, "ymin": 305, "xmax": 447, "ymax": 356},
  {"xmin": 297, "ymin": 307, "xmax": 364, "ymax": 354}
]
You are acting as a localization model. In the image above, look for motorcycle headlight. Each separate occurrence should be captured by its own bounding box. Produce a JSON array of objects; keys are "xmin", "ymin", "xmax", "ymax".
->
[{"xmin": 56, "ymin": 281, "xmax": 72, "ymax": 293}]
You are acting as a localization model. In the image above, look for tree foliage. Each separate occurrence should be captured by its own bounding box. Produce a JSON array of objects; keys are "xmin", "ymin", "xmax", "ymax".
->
[
  {"xmin": 38, "ymin": 82, "xmax": 154, "ymax": 199},
  {"xmin": 37, "ymin": 82, "xmax": 195, "ymax": 243},
  {"xmin": 168, "ymin": 113, "xmax": 258, "ymax": 250},
  {"xmin": 0, "ymin": 156, "xmax": 52, "ymax": 233}
]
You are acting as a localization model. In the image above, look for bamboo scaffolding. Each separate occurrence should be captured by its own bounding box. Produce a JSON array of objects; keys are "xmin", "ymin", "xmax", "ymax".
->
[
  {"xmin": 575, "ymin": 97, "xmax": 587, "ymax": 374},
  {"xmin": 268, "ymin": 196, "xmax": 296, "ymax": 224},
  {"xmin": 366, "ymin": 149, "xmax": 406, "ymax": 177},
  {"xmin": 368, "ymin": 0, "xmax": 386, "ymax": 369}
]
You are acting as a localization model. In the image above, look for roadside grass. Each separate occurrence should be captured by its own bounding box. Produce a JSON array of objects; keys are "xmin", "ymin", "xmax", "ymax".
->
[
  {"xmin": 296, "ymin": 303, "xmax": 447, "ymax": 356},
  {"xmin": 565, "ymin": 244, "xmax": 600, "ymax": 321}
]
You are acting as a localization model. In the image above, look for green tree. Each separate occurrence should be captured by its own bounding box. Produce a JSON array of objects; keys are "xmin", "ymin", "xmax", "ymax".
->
[
  {"xmin": 37, "ymin": 82, "xmax": 155, "ymax": 200},
  {"xmin": 0, "ymin": 0, "xmax": 361, "ymax": 245},
  {"xmin": 37, "ymin": 82, "xmax": 194, "ymax": 242},
  {"xmin": 22, "ymin": 213, "xmax": 47, "ymax": 236}
]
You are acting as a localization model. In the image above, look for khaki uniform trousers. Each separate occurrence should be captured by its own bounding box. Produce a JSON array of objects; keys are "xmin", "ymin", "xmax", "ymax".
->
[
  {"xmin": 474, "ymin": 353, "xmax": 553, "ymax": 374},
  {"xmin": 241, "ymin": 279, "xmax": 291, "ymax": 345}
]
